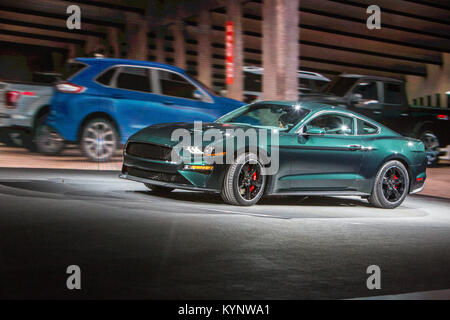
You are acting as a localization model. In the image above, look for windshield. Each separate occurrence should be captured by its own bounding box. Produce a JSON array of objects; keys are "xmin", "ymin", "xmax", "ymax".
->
[
  {"xmin": 216, "ymin": 103, "xmax": 310, "ymax": 130},
  {"xmin": 320, "ymin": 77, "xmax": 357, "ymax": 96}
]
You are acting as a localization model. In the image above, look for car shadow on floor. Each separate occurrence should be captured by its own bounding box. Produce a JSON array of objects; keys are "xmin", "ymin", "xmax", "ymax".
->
[{"xmin": 134, "ymin": 190, "xmax": 372, "ymax": 207}]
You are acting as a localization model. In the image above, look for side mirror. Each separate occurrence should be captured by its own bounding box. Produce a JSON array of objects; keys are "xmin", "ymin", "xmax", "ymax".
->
[
  {"xmin": 193, "ymin": 90, "xmax": 203, "ymax": 100},
  {"xmin": 304, "ymin": 127, "xmax": 325, "ymax": 135},
  {"xmin": 351, "ymin": 93, "xmax": 362, "ymax": 103}
]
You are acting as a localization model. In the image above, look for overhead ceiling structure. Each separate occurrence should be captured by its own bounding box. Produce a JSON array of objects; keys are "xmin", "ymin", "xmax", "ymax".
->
[{"xmin": 0, "ymin": 0, "xmax": 449, "ymax": 89}]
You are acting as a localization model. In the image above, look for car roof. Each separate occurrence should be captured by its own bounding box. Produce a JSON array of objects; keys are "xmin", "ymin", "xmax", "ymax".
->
[
  {"xmin": 74, "ymin": 57, "xmax": 186, "ymax": 74},
  {"xmin": 243, "ymin": 66, "xmax": 330, "ymax": 81},
  {"xmin": 340, "ymin": 73, "xmax": 404, "ymax": 83},
  {"xmin": 256, "ymin": 100, "xmax": 378, "ymax": 119}
]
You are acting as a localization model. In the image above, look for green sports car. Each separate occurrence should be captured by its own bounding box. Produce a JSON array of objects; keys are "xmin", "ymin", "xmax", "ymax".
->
[{"xmin": 120, "ymin": 101, "xmax": 427, "ymax": 208}]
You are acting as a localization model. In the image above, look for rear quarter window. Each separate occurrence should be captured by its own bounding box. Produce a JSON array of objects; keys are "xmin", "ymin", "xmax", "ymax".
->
[{"xmin": 357, "ymin": 119, "xmax": 378, "ymax": 135}]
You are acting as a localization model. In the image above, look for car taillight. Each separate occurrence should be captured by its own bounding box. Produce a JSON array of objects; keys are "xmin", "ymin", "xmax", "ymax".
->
[
  {"xmin": 5, "ymin": 90, "xmax": 20, "ymax": 108},
  {"xmin": 56, "ymin": 82, "xmax": 85, "ymax": 93},
  {"xmin": 437, "ymin": 114, "xmax": 448, "ymax": 120}
]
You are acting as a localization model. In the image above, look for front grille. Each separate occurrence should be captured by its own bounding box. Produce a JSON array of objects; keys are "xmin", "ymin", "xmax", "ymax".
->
[
  {"xmin": 126, "ymin": 142, "xmax": 172, "ymax": 161},
  {"xmin": 124, "ymin": 166, "xmax": 191, "ymax": 185}
]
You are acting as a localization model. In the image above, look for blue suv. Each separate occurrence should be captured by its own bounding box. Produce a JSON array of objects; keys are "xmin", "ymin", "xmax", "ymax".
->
[{"xmin": 39, "ymin": 58, "xmax": 244, "ymax": 161}]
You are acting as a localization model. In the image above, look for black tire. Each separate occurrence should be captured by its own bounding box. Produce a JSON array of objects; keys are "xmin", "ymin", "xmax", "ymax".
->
[
  {"xmin": 419, "ymin": 130, "xmax": 440, "ymax": 166},
  {"xmin": 220, "ymin": 153, "xmax": 266, "ymax": 206},
  {"xmin": 80, "ymin": 118, "xmax": 119, "ymax": 162},
  {"xmin": 0, "ymin": 130, "xmax": 23, "ymax": 147},
  {"xmin": 369, "ymin": 160, "xmax": 410, "ymax": 209},
  {"xmin": 23, "ymin": 114, "xmax": 48, "ymax": 152},
  {"xmin": 144, "ymin": 184, "xmax": 175, "ymax": 193},
  {"xmin": 36, "ymin": 125, "xmax": 65, "ymax": 155}
]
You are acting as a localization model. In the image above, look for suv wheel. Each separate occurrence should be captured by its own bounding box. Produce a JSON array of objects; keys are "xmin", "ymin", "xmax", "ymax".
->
[{"xmin": 81, "ymin": 118, "xmax": 118, "ymax": 162}]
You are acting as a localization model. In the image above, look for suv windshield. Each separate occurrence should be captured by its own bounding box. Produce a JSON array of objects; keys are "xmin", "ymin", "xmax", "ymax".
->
[
  {"xmin": 216, "ymin": 103, "xmax": 310, "ymax": 130},
  {"xmin": 321, "ymin": 77, "xmax": 357, "ymax": 96}
]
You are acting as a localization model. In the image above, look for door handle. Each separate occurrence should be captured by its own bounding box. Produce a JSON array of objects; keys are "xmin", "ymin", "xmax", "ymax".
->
[{"xmin": 348, "ymin": 144, "xmax": 362, "ymax": 151}]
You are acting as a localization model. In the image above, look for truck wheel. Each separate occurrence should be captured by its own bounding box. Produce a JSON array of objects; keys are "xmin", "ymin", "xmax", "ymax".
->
[
  {"xmin": 369, "ymin": 160, "xmax": 409, "ymax": 209},
  {"xmin": 220, "ymin": 153, "xmax": 266, "ymax": 206},
  {"xmin": 0, "ymin": 130, "xmax": 23, "ymax": 147},
  {"xmin": 23, "ymin": 115, "xmax": 47, "ymax": 152},
  {"xmin": 419, "ymin": 130, "xmax": 440, "ymax": 166},
  {"xmin": 80, "ymin": 118, "xmax": 119, "ymax": 162},
  {"xmin": 36, "ymin": 125, "xmax": 65, "ymax": 155}
]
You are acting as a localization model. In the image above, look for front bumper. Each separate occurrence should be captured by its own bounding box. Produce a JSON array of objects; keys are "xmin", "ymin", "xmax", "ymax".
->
[{"xmin": 121, "ymin": 153, "xmax": 226, "ymax": 193}]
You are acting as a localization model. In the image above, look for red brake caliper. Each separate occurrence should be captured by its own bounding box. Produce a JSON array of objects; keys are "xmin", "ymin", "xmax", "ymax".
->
[
  {"xmin": 393, "ymin": 174, "xmax": 398, "ymax": 189},
  {"xmin": 250, "ymin": 172, "xmax": 257, "ymax": 192}
]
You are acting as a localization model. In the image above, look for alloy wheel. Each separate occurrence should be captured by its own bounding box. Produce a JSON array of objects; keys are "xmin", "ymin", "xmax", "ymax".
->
[
  {"xmin": 83, "ymin": 121, "xmax": 116, "ymax": 161},
  {"xmin": 382, "ymin": 166, "xmax": 407, "ymax": 203},
  {"xmin": 420, "ymin": 132, "xmax": 440, "ymax": 165},
  {"xmin": 237, "ymin": 161, "xmax": 264, "ymax": 201}
]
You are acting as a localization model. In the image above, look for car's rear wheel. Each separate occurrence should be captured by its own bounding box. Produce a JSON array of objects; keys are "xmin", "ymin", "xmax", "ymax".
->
[
  {"xmin": 80, "ymin": 118, "xmax": 118, "ymax": 162},
  {"xmin": 369, "ymin": 160, "xmax": 409, "ymax": 209},
  {"xmin": 144, "ymin": 184, "xmax": 175, "ymax": 193},
  {"xmin": 221, "ymin": 153, "xmax": 266, "ymax": 206},
  {"xmin": 419, "ymin": 130, "xmax": 440, "ymax": 166}
]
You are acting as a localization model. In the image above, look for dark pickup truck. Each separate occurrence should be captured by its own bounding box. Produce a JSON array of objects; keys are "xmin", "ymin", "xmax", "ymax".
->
[{"xmin": 301, "ymin": 74, "xmax": 450, "ymax": 165}]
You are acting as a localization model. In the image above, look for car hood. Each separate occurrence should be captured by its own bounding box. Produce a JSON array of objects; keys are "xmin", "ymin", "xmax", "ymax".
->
[{"xmin": 128, "ymin": 122, "xmax": 266, "ymax": 147}]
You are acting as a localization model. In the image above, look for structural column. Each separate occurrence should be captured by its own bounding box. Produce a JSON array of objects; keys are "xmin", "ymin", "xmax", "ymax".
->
[
  {"xmin": 126, "ymin": 13, "xmax": 149, "ymax": 60},
  {"xmin": 226, "ymin": 0, "xmax": 244, "ymax": 101},
  {"xmin": 262, "ymin": 0, "xmax": 278, "ymax": 100},
  {"xmin": 275, "ymin": 0, "xmax": 300, "ymax": 100},
  {"xmin": 197, "ymin": 11, "xmax": 212, "ymax": 88},
  {"xmin": 172, "ymin": 20, "xmax": 187, "ymax": 69},
  {"xmin": 154, "ymin": 27, "xmax": 166, "ymax": 63},
  {"xmin": 107, "ymin": 27, "xmax": 120, "ymax": 58}
]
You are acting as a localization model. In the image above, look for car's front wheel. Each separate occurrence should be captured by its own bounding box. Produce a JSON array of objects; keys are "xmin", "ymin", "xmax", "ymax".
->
[
  {"xmin": 221, "ymin": 153, "xmax": 266, "ymax": 206},
  {"xmin": 80, "ymin": 118, "xmax": 118, "ymax": 162},
  {"xmin": 369, "ymin": 160, "xmax": 410, "ymax": 209}
]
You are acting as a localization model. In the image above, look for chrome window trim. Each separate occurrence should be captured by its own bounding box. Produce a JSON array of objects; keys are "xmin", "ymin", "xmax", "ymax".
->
[
  {"xmin": 296, "ymin": 109, "xmax": 381, "ymax": 136},
  {"xmin": 93, "ymin": 64, "xmax": 213, "ymax": 103}
]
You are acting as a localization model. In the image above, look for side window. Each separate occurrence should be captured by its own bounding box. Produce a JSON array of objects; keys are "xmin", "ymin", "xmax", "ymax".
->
[
  {"xmin": 384, "ymin": 83, "xmax": 402, "ymax": 105},
  {"xmin": 305, "ymin": 113, "xmax": 354, "ymax": 135},
  {"xmin": 353, "ymin": 81, "xmax": 378, "ymax": 101},
  {"xmin": 158, "ymin": 70, "xmax": 199, "ymax": 99},
  {"xmin": 357, "ymin": 119, "xmax": 378, "ymax": 135},
  {"xmin": 96, "ymin": 67, "xmax": 117, "ymax": 86},
  {"xmin": 116, "ymin": 67, "xmax": 151, "ymax": 92}
]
